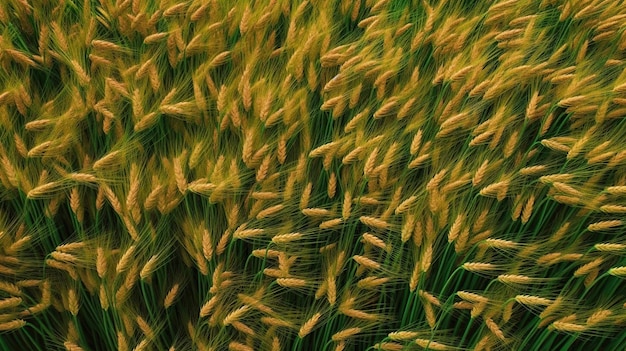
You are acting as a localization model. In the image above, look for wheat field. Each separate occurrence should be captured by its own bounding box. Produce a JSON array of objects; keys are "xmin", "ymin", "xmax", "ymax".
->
[{"xmin": 1, "ymin": 0, "xmax": 626, "ymax": 350}]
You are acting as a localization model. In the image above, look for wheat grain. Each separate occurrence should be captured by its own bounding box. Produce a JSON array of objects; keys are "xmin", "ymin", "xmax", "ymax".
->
[
  {"xmin": 589, "ymin": 151, "xmax": 618, "ymax": 164},
  {"xmin": 485, "ymin": 318, "xmax": 506, "ymax": 341},
  {"xmin": 133, "ymin": 316, "xmax": 155, "ymax": 341},
  {"xmin": 454, "ymin": 227, "xmax": 470, "ymax": 253},
  {"xmin": 337, "ymin": 191, "xmax": 352, "ymax": 221},
  {"xmin": 67, "ymin": 288, "xmax": 79, "ymax": 316},
  {"xmin": 199, "ymin": 296, "xmax": 218, "ymax": 318},
  {"xmin": 50, "ymin": 251, "xmax": 79, "ymax": 264},
  {"xmin": 0, "ymin": 319, "xmax": 26, "ymax": 331},
  {"xmin": 6, "ymin": 234, "xmax": 32, "ymax": 255},
  {"xmin": 415, "ymin": 339, "xmax": 451, "ymax": 350},
  {"xmin": 471, "ymin": 301, "xmax": 488, "ymax": 318},
  {"xmin": 388, "ymin": 331, "xmax": 420, "ymax": 340},
  {"xmin": 551, "ymin": 321, "xmax": 586, "ymax": 333},
  {"xmin": 140, "ymin": 255, "xmax": 160, "ymax": 280},
  {"xmin": 101, "ymin": 185, "xmax": 124, "ymax": 215},
  {"xmin": 588, "ymin": 220, "xmax": 622, "ymax": 232},
  {"xmin": 498, "ymin": 274, "xmax": 533, "ymax": 285},
  {"xmin": 46, "ymin": 259, "xmax": 78, "ymax": 279},
  {"xmin": 0, "ymin": 297, "xmax": 22, "ymax": 309},
  {"xmin": 116, "ymin": 245, "xmax": 137, "ymax": 273},
  {"xmin": 256, "ymin": 204, "xmax": 285, "ymax": 219},
  {"xmin": 536, "ymin": 252, "xmax": 562, "ymax": 265},
  {"xmin": 594, "ymin": 243, "xmax": 626, "ymax": 252},
  {"xmin": 599, "ymin": 205, "xmax": 626, "ymax": 214},
  {"xmin": 187, "ymin": 182, "xmax": 217, "ymax": 196},
  {"xmin": 163, "ymin": 283, "xmax": 180, "ymax": 309},
  {"xmin": 299, "ymin": 182, "xmax": 313, "ymax": 210},
  {"xmin": 397, "ymin": 214, "xmax": 414, "ymax": 243},
  {"xmin": 359, "ymin": 216, "xmax": 389, "ymax": 230},
  {"xmin": 419, "ymin": 290, "xmax": 441, "ymax": 307},
  {"xmin": 395, "ymin": 195, "xmax": 417, "ymax": 214},
  {"xmin": 64, "ymin": 340, "xmax": 86, "ymax": 351},
  {"xmin": 68, "ymin": 172, "xmax": 98, "ymax": 184},
  {"xmin": 250, "ymin": 192, "xmax": 280, "ymax": 201},
  {"xmin": 343, "ymin": 307, "xmax": 377, "ymax": 321},
  {"xmin": 453, "ymin": 301, "xmax": 474, "ymax": 310},
  {"xmin": 373, "ymin": 98, "xmax": 399, "ymax": 119},
  {"xmin": 586, "ymin": 309, "xmax": 612, "ymax": 326},
  {"xmin": 251, "ymin": 248, "xmax": 281, "ymax": 259},
  {"xmin": 231, "ymin": 321, "xmax": 255, "ymax": 336},
  {"xmin": 374, "ymin": 342, "xmax": 404, "ymax": 351},
  {"xmin": 95, "ymin": 247, "xmax": 107, "ymax": 279},
  {"xmin": 574, "ymin": 258, "xmax": 604, "ymax": 277},
  {"xmin": 272, "ymin": 233, "xmax": 303, "ymax": 244},
  {"xmin": 234, "ymin": 227, "xmax": 264, "ymax": 240},
  {"xmin": 15, "ymin": 279, "xmax": 40, "ymax": 288},
  {"xmin": 552, "ymin": 182, "xmax": 583, "ymax": 197},
  {"xmin": 479, "ymin": 180, "xmax": 510, "ymax": 200},
  {"xmin": 134, "ymin": 112, "xmax": 160, "ymax": 132},
  {"xmin": 208, "ymin": 50, "xmax": 231, "ymax": 68},
  {"xmin": 71, "ymin": 187, "xmax": 85, "ymax": 222},
  {"xmin": 353, "ymin": 255, "xmax": 381, "ymax": 270},
  {"xmin": 268, "ymin": 336, "xmax": 281, "ymax": 351},
  {"xmin": 276, "ymin": 278, "xmax": 307, "ymax": 288},
  {"xmin": 362, "ymin": 233, "xmax": 387, "ymax": 252},
  {"xmin": 319, "ymin": 218, "xmax": 344, "ymax": 229},
  {"xmin": 457, "ymin": 291, "xmax": 488, "ymax": 303},
  {"xmin": 418, "ymin": 297, "xmax": 435, "ymax": 327},
  {"xmin": 298, "ymin": 312, "xmax": 322, "ymax": 338},
  {"xmin": 332, "ymin": 327, "xmax": 361, "ymax": 341},
  {"xmin": 357, "ymin": 276, "xmax": 390, "ymax": 289},
  {"xmin": 421, "ymin": 244, "xmax": 433, "ymax": 272},
  {"xmin": 261, "ymin": 316, "xmax": 293, "ymax": 328},
  {"xmin": 143, "ymin": 182, "xmax": 164, "ymax": 210},
  {"xmin": 446, "ymin": 214, "xmax": 463, "ymax": 243},
  {"xmin": 462, "ymin": 262, "xmax": 498, "ymax": 272},
  {"xmin": 606, "ymin": 186, "xmax": 626, "ymax": 195},
  {"xmin": 608, "ymin": 266, "xmax": 626, "ymax": 277},
  {"xmin": 364, "ymin": 147, "xmax": 379, "ymax": 176},
  {"xmin": 302, "ymin": 208, "xmax": 332, "ymax": 217},
  {"xmin": 519, "ymin": 165, "xmax": 548, "ymax": 176},
  {"xmin": 515, "ymin": 295, "xmax": 554, "ymax": 306},
  {"xmin": 26, "ymin": 181, "xmax": 63, "ymax": 199},
  {"xmin": 326, "ymin": 172, "xmax": 338, "ymax": 198},
  {"xmin": 114, "ymin": 330, "xmax": 129, "ymax": 351},
  {"xmin": 229, "ymin": 342, "xmax": 253, "ymax": 351}
]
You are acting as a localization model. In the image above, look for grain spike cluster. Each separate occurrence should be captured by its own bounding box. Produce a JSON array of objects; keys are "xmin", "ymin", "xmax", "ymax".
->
[{"xmin": 1, "ymin": 0, "xmax": 626, "ymax": 350}]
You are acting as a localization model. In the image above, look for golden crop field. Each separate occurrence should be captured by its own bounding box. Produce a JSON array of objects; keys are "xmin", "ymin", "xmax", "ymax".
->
[{"xmin": 1, "ymin": 0, "xmax": 626, "ymax": 350}]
